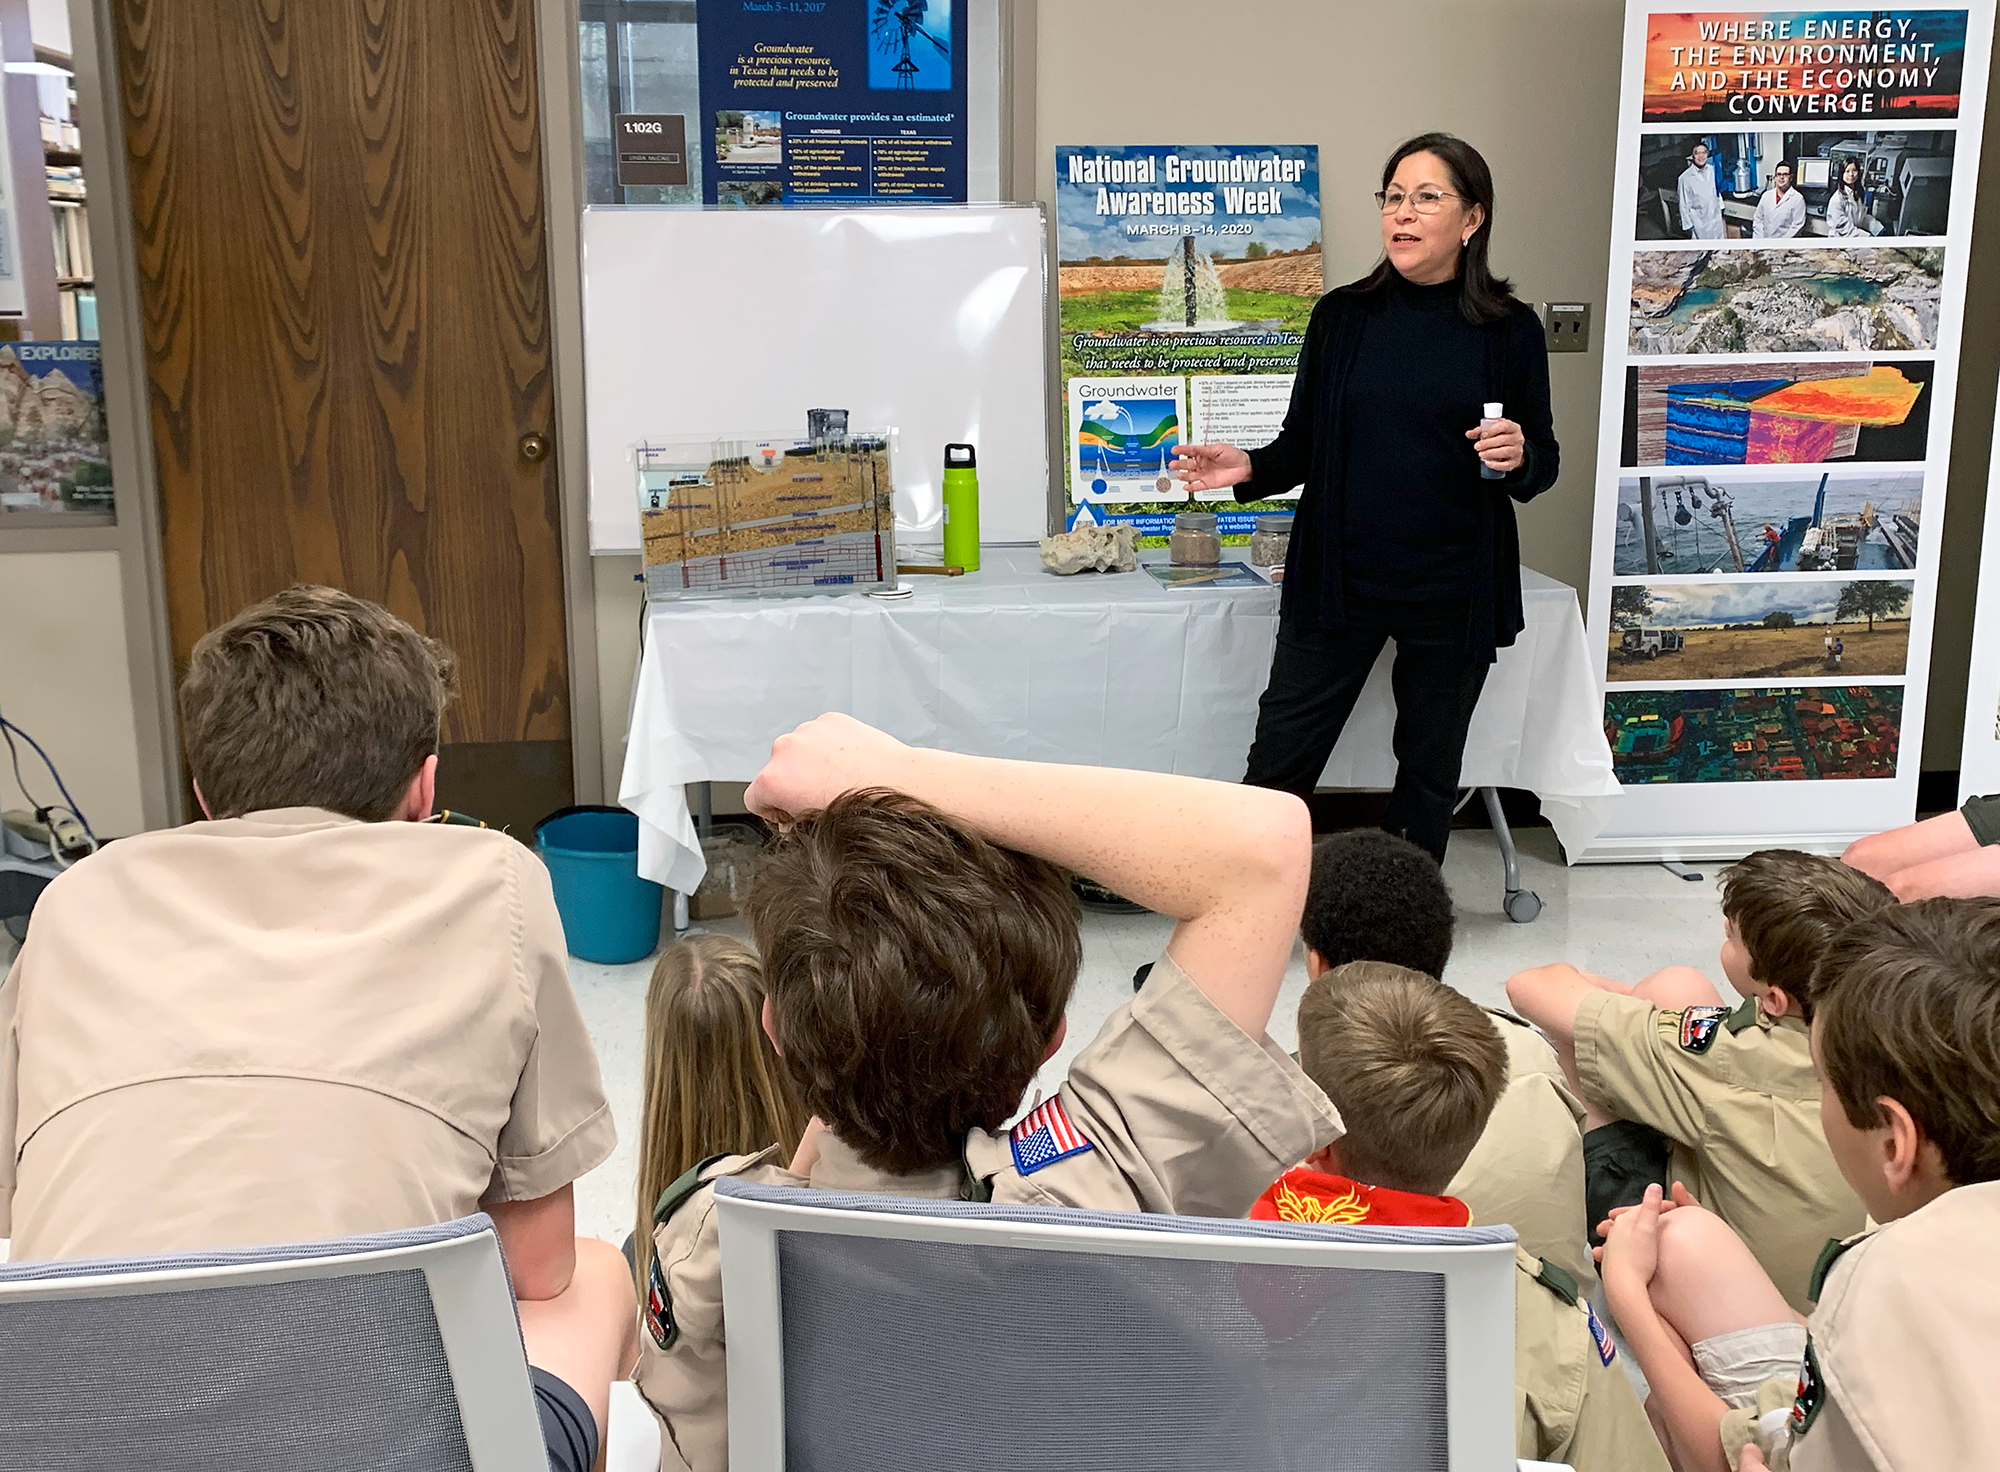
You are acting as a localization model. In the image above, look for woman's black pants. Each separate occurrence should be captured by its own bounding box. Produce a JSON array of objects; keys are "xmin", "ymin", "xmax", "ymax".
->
[{"xmin": 1244, "ymin": 597, "xmax": 1490, "ymax": 862}]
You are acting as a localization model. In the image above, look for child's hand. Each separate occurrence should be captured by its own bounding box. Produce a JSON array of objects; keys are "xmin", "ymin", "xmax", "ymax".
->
[
  {"xmin": 1597, "ymin": 1182, "xmax": 1666, "ymax": 1306},
  {"xmin": 747, "ymin": 713, "xmax": 911, "ymax": 825},
  {"xmin": 1595, "ymin": 1179, "xmax": 1700, "ymax": 1239}
]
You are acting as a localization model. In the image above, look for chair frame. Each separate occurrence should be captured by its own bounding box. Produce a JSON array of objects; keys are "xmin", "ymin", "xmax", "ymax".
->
[
  {"xmin": 0, "ymin": 1218, "xmax": 548, "ymax": 1472},
  {"xmin": 716, "ymin": 1182, "xmax": 1521, "ymax": 1472}
]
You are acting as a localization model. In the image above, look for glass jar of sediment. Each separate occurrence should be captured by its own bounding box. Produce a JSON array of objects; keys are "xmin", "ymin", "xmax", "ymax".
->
[
  {"xmin": 1249, "ymin": 514, "xmax": 1293, "ymax": 568},
  {"xmin": 1169, "ymin": 511, "xmax": 1222, "ymax": 566}
]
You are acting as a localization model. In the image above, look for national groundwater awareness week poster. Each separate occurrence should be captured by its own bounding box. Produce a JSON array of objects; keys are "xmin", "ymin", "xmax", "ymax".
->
[{"xmin": 1054, "ymin": 144, "xmax": 1322, "ymax": 540}]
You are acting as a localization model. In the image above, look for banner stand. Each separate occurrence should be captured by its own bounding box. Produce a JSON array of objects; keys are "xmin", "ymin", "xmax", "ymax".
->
[{"xmin": 1578, "ymin": 1, "xmax": 1995, "ymax": 862}]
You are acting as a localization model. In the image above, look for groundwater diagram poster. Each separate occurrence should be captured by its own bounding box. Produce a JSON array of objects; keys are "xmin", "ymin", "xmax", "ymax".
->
[
  {"xmin": 1581, "ymin": 2, "xmax": 1994, "ymax": 859},
  {"xmin": 1053, "ymin": 144, "xmax": 1322, "ymax": 540}
]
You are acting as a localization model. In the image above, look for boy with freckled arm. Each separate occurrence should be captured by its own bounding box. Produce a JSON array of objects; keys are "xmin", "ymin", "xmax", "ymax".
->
[
  {"xmin": 1505, "ymin": 850, "xmax": 1893, "ymax": 1313},
  {"xmin": 1597, "ymin": 898, "xmax": 2000, "ymax": 1471}
]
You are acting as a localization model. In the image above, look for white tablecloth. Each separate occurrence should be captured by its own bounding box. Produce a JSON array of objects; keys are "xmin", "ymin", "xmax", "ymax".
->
[{"xmin": 619, "ymin": 547, "xmax": 1620, "ymax": 890}]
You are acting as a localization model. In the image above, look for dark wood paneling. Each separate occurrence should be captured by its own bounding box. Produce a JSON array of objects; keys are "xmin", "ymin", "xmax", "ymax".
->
[
  {"xmin": 115, "ymin": 0, "xmax": 571, "ymax": 755},
  {"xmin": 436, "ymin": 738, "xmax": 574, "ymax": 838}
]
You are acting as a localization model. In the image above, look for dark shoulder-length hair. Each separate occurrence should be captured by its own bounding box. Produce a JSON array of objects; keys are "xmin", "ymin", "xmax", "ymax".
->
[{"xmin": 1345, "ymin": 132, "xmax": 1516, "ymax": 325}]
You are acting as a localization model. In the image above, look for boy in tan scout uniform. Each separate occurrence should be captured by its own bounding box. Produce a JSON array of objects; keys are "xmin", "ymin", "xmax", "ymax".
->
[
  {"xmin": 1597, "ymin": 898, "xmax": 2000, "ymax": 1472},
  {"xmin": 1300, "ymin": 828, "xmax": 1595, "ymax": 1289},
  {"xmin": 633, "ymin": 713, "xmax": 1341, "ymax": 1472},
  {"xmin": 1249, "ymin": 962, "xmax": 1669, "ymax": 1471},
  {"xmin": 1506, "ymin": 851, "xmax": 1892, "ymax": 1311},
  {"xmin": 0, "ymin": 588, "xmax": 629, "ymax": 1472}
]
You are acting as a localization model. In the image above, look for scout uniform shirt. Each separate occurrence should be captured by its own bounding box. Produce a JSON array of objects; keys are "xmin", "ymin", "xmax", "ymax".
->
[
  {"xmin": 1247, "ymin": 1166, "xmax": 1666, "ymax": 1472},
  {"xmin": 633, "ymin": 947, "xmax": 1342, "ymax": 1472},
  {"xmin": 1574, "ymin": 991, "xmax": 1863, "ymax": 1312},
  {"xmin": 1450, "ymin": 1008, "xmax": 1596, "ymax": 1291},
  {"xmin": 1718, "ymin": 1182, "xmax": 2000, "ymax": 1472},
  {"xmin": 0, "ymin": 807, "xmax": 616, "ymax": 1259}
]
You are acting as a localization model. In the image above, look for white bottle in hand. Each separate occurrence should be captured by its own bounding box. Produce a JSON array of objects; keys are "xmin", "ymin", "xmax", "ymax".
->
[{"xmin": 1479, "ymin": 401, "xmax": 1505, "ymax": 481}]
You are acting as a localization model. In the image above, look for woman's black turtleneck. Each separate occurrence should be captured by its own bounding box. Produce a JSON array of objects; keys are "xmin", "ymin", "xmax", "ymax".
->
[
  {"xmin": 1238, "ymin": 269, "xmax": 1558, "ymax": 662},
  {"xmin": 1339, "ymin": 271, "xmax": 1492, "ymax": 599}
]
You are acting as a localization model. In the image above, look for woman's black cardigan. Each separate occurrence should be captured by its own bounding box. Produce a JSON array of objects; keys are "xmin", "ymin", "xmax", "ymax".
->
[{"xmin": 1238, "ymin": 282, "xmax": 1560, "ymax": 664}]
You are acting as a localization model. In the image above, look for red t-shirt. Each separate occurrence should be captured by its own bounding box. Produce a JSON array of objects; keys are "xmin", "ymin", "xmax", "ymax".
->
[{"xmin": 1250, "ymin": 1165, "xmax": 1472, "ymax": 1228}]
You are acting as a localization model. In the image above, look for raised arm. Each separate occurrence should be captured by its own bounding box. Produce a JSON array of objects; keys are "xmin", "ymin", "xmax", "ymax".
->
[{"xmin": 746, "ymin": 715, "xmax": 1312, "ymax": 1039}]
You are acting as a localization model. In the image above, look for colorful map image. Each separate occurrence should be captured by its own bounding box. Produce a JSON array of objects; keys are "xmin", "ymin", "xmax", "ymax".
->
[
  {"xmin": 1614, "ymin": 471, "xmax": 1923, "ymax": 576},
  {"xmin": 1623, "ymin": 360, "xmax": 1930, "ymax": 467},
  {"xmin": 1606, "ymin": 686, "xmax": 1902, "ymax": 783}
]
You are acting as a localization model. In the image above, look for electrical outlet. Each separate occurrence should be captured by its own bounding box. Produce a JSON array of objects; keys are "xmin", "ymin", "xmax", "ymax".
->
[{"xmin": 1541, "ymin": 301, "xmax": 1592, "ymax": 353}]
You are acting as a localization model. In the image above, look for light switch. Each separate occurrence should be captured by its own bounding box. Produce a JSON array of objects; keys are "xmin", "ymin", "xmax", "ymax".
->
[{"xmin": 1541, "ymin": 301, "xmax": 1591, "ymax": 353}]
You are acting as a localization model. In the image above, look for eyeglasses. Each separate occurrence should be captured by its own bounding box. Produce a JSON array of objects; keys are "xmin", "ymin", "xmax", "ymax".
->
[{"xmin": 1375, "ymin": 187, "xmax": 1464, "ymax": 214}]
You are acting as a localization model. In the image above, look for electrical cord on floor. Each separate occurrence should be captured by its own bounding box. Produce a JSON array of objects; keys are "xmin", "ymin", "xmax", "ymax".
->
[{"xmin": 0, "ymin": 705, "xmax": 99, "ymax": 861}]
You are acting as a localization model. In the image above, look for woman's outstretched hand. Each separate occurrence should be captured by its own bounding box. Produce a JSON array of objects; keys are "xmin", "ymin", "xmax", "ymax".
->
[{"xmin": 1171, "ymin": 442, "xmax": 1252, "ymax": 494}]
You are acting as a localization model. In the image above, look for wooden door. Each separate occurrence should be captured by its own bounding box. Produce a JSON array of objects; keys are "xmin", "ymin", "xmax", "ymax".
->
[{"xmin": 114, "ymin": 0, "xmax": 571, "ymax": 833}]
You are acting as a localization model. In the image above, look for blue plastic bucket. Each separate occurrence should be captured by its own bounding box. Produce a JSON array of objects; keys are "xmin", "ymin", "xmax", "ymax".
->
[{"xmin": 534, "ymin": 806, "xmax": 664, "ymax": 965}]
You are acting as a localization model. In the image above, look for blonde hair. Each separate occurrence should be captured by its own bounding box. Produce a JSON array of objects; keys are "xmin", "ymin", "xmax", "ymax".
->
[
  {"xmin": 1297, "ymin": 961, "xmax": 1508, "ymax": 1196},
  {"xmin": 634, "ymin": 934, "xmax": 806, "ymax": 1289}
]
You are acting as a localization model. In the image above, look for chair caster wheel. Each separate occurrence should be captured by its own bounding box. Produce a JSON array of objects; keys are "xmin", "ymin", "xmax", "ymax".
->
[{"xmin": 1505, "ymin": 889, "xmax": 1543, "ymax": 924}]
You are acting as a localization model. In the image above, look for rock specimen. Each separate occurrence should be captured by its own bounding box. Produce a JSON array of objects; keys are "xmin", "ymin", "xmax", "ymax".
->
[{"xmin": 1040, "ymin": 523, "xmax": 1138, "ymax": 575}]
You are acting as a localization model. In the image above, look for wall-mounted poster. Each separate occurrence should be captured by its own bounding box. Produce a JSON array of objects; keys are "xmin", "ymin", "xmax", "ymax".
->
[
  {"xmin": 0, "ymin": 343, "xmax": 114, "ymax": 517},
  {"xmin": 1053, "ymin": 144, "xmax": 1322, "ymax": 542},
  {"xmin": 1580, "ymin": 2, "xmax": 1993, "ymax": 862},
  {"xmin": 697, "ymin": 0, "xmax": 968, "ymax": 206}
]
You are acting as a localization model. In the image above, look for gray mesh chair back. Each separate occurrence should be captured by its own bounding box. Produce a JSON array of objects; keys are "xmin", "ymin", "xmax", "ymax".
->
[
  {"xmin": 714, "ymin": 1179, "xmax": 1525, "ymax": 1472},
  {"xmin": 0, "ymin": 1214, "xmax": 549, "ymax": 1472}
]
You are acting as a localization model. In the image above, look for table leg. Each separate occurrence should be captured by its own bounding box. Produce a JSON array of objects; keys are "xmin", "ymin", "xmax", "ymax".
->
[
  {"xmin": 672, "ymin": 890, "xmax": 690, "ymax": 933},
  {"xmin": 1481, "ymin": 787, "xmax": 1542, "ymax": 924},
  {"xmin": 1660, "ymin": 861, "xmax": 1707, "ymax": 883},
  {"xmin": 694, "ymin": 781, "xmax": 713, "ymax": 840}
]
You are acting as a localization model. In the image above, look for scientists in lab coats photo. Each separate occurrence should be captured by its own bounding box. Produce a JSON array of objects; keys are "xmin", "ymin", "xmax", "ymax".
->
[
  {"xmin": 1677, "ymin": 141, "xmax": 1725, "ymax": 239},
  {"xmin": 1752, "ymin": 160, "xmax": 1807, "ymax": 238}
]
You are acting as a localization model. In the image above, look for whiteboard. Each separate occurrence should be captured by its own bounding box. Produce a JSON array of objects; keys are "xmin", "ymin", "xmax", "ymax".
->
[{"xmin": 581, "ymin": 204, "xmax": 1050, "ymax": 553}]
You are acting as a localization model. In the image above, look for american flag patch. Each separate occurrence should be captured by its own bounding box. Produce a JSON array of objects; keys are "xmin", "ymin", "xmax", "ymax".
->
[
  {"xmin": 1585, "ymin": 1302, "xmax": 1616, "ymax": 1366},
  {"xmin": 1009, "ymin": 1096, "xmax": 1094, "ymax": 1175}
]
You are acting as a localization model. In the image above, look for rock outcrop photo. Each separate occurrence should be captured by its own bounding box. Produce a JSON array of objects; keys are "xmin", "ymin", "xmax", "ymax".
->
[{"xmin": 1629, "ymin": 248, "xmax": 1945, "ymax": 354}]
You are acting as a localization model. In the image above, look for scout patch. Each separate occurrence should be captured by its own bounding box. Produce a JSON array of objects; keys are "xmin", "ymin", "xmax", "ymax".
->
[
  {"xmin": 644, "ymin": 1255, "xmax": 676, "ymax": 1350},
  {"xmin": 1788, "ymin": 1339, "xmax": 1825, "ymax": 1435},
  {"xmin": 1010, "ymin": 1096, "xmax": 1094, "ymax": 1175},
  {"xmin": 1584, "ymin": 1301, "xmax": 1617, "ymax": 1366},
  {"xmin": 1677, "ymin": 1005, "xmax": 1729, "ymax": 1054}
]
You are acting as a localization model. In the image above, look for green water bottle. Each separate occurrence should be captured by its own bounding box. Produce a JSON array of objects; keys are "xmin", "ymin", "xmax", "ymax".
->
[{"xmin": 942, "ymin": 442, "xmax": 980, "ymax": 572}]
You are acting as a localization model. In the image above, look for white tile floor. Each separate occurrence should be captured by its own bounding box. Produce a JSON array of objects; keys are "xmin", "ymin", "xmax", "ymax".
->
[{"xmin": 566, "ymin": 825, "xmax": 1740, "ymax": 1243}]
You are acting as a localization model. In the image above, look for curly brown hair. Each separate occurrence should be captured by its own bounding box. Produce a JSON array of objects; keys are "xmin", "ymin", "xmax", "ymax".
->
[
  {"xmin": 1815, "ymin": 898, "xmax": 2000, "ymax": 1187},
  {"xmin": 180, "ymin": 585, "xmax": 458, "ymax": 821},
  {"xmin": 744, "ymin": 788, "xmax": 1081, "ymax": 1176}
]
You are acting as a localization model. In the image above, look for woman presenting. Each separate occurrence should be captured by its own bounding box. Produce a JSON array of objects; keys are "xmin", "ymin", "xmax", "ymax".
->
[{"xmin": 1173, "ymin": 132, "xmax": 1558, "ymax": 862}]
